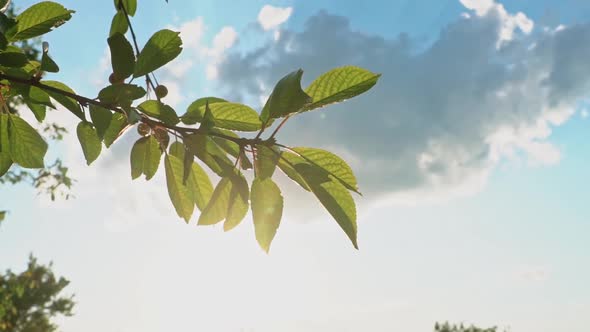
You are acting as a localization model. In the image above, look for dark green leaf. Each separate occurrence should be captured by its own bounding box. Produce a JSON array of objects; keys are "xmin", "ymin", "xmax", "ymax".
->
[
  {"xmin": 0, "ymin": 51, "xmax": 28, "ymax": 67},
  {"xmin": 134, "ymin": 29, "xmax": 182, "ymax": 77},
  {"xmin": 130, "ymin": 135, "xmax": 161, "ymax": 180},
  {"xmin": 8, "ymin": 115, "xmax": 47, "ymax": 169},
  {"xmin": 103, "ymin": 112, "xmax": 127, "ymax": 147},
  {"xmin": 291, "ymin": 147, "xmax": 360, "ymax": 194},
  {"xmin": 304, "ymin": 66, "xmax": 380, "ymax": 111},
  {"xmin": 89, "ymin": 105, "xmax": 113, "ymax": 140},
  {"xmin": 41, "ymin": 50, "xmax": 59, "ymax": 73},
  {"xmin": 137, "ymin": 100, "xmax": 179, "ymax": 125},
  {"xmin": 7, "ymin": 1, "xmax": 74, "ymax": 41},
  {"xmin": 113, "ymin": 0, "xmax": 137, "ymax": 16},
  {"xmin": 181, "ymin": 97, "xmax": 227, "ymax": 124},
  {"xmin": 165, "ymin": 154, "xmax": 194, "ymax": 222},
  {"xmin": 98, "ymin": 84, "xmax": 146, "ymax": 106},
  {"xmin": 251, "ymin": 178, "xmax": 283, "ymax": 252},
  {"xmin": 40, "ymin": 80, "xmax": 84, "ymax": 120},
  {"xmin": 108, "ymin": 33, "xmax": 135, "ymax": 79},
  {"xmin": 0, "ymin": 32, "xmax": 7, "ymax": 50},
  {"xmin": 260, "ymin": 69, "xmax": 312, "ymax": 123},
  {"xmin": 109, "ymin": 11, "xmax": 128, "ymax": 37},
  {"xmin": 0, "ymin": 113, "xmax": 12, "ymax": 176},
  {"xmin": 76, "ymin": 122, "xmax": 102, "ymax": 165}
]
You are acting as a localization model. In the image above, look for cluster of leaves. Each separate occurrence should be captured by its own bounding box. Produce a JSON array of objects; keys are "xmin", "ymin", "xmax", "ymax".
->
[
  {"xmin": 0, "ymin": 0, "xmax": 380, "ymax": 252},
  {"xmin": 0, "ymin": 255, "xmax": 74, "ymax": 332},
  {"xmin": 435, "ymin": 322, "xmax": 505, "ymax": 332},
  {"xmin": 0, "ymin": 1, "xmax": 74, "ymax": 219}
]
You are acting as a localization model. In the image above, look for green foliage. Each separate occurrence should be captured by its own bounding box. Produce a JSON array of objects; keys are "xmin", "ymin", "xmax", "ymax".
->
[
  {"xmin": 0, "ymin": 255, "xmax": 74, "ymax": 332},
  {"xmin": 76, "ymin": 121, "xmax": 101, "ymax": 165},
  {"xmin": 133, "ymin": 29, "xmax": 182, "ymax": 77},
  {"xmin": 130, "ymin": 135, "xmax": 161, "ymax": 180},
  {"xmin": 0, "ymin": 0, "xmax": 381, "ymax": 252}
]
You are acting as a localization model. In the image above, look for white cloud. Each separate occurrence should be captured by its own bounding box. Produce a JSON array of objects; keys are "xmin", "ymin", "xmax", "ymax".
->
[
  {"xmin": 203, "ymin": 26, "xmax": 238, "ymax": 80},
  {"xmin": 177, "ymin": 17, "xmax": 205, "ymax": 49},
  {"xmin": 215, "ymin": 10, "xmax": 590, "ymax": 205},
  {"xmin": 460, "ymin": 0, "xmax": 534, "ymax": 46},
  {"xmin": 581, "ymin": 109, "xmax": 589, "ymax": 119},
  {"xmin": 258, "ymin": 5, "xmax": 293, "ymax": 31}
]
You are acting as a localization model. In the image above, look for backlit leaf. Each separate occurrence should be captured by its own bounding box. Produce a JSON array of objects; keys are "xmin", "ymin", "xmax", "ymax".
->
[
  {"xmin": 181, "ymin": 97, "xmax": 227, "ymax": 125},
  {"xmin": 165, "ymin": 154, "xmax": 194, "ymax": 222},
  {"xmin": 108, "ymin": 32, "xmax": 135, "ymax": 79},
  {"xmin": 260, "ymin": 69, "xmax": 312, "ymax": 123},
  {"xmin": 40, "ymin": 80, "xmax": 84, "ymax": 120},
  {"xmin": 137, "ymin": 100, "xmax": 179, "ymax": 125},
  {"xmin": 134, "ymin": 29, "xmax": 182, "ymax": 77},
  {"xmin": 103, "ymin": 112, "xmax": 127, "ymax": 147},
  {"xmin": 251, "ymin": 178, "xmax": 283, "ymax": 252},
  {"xmin": 304, "ymin": 66, "xmax": 380, "ymax": 111},
  {"xmin": 8, "ymin": 115, "xmax": 47, "ymax": 168},
  {"xmin": 291, "ymin": 147, "xmax": 359, "ymax": 194},
  {"xmin": 130, "ymin": 135, "xmax": 161, "ymax": 180},
  {"xmin": 8, "ymin": 1, "xmax": 74, "ymax": 41},
  {"xmin": 76, "ymin": 121, "xmax": 102, "ymax": 165}
]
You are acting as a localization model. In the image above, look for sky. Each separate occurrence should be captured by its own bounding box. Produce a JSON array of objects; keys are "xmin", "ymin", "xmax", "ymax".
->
[{"xmin": 1, "ymin": 0, "xmax": 590, "ymax": 331}]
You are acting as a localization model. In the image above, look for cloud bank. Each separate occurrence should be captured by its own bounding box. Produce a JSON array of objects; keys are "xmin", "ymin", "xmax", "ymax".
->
[{"xmin": 214, "ymin": 4, "xmax": 590, "ymax": 203}]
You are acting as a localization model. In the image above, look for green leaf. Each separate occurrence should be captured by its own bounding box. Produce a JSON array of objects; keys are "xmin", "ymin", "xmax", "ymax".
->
[
  {"xmin": 0, "ymin": 211, "xmax": 5, "ymax": 222},
  {"xmin": 165, "ymin": 154, "xmax": 194, "ymax": 223},
  {"xmin": 8, "ymin": 115, "xmax": 48, "ymax": 168},
  {"xmin": 8, "ymin": 1, "xmax": 74, "ymax": 41},
  {"xmin": 184, "ymin": 133, "xmax": 234, "ymax": 177},
  {"xmin": 181, "ymin": 102, "xmax": 262, "ymax": 132},
  {"xmin": 168, "ymin": 141, "xmax": 216, "ymax": 211},
  {"xmin": 40, "ymin": 80, "xmax": 84, "ymax": 120},
  {"xmin": 98, "ymin": 84, "xmax": 146, "ymax": 106},
  {"xmin": 277, "ymin": 153, "xmax": 310, "ymax": 191},
  {"xmin": 260, "ymin": 69, "xmax": 312, "ymax": 123},
  {"xmin": 181, "ymin": 97, "xmax": 227, "ymax": 124},
  {"xmin": 137, "ymin": 100, "xmax": 179, "ymax": 125},
  {"xmin": 255, "ymin": 145, "xmax": 280, "ymax": 179},
  {"xmin": 291, "ymin": 147, "xmax": 360, "ymax": 194},
  {"xmin": 89, "ymin": 105, "xmax": 113, "ymax": 140},
  {"xmin": 113, "ymin": 0, "xmax": 137, "ymax": 16},
  {"xmin": 108, "ymin": 33, "xmax": 135, "ymax": 79},
  {"xmin": 76, "ymin": 122, "xmax": 102, "ymax": 165},
  {"xmin": 133, "ymin": 29, "xmax": 182, "ymax": 78},
  {"xmin": 24, "ymin": 102, "xmax": 46, "ymax": 122},
  {"xmin": 304, "ymin": 66, "xmax": 380, "ymax": 111},
  {"xmin": 251, "ymin": 178, "xmax": 284, "ymax": 252},
  {"xmin": 130, "ymin": 135, "xmax": 161, "ymax": 180},
  {"xmin": 286, "ymin": 153, "xmax": 358, "ymax": 249},
  {"xmin": 198, "ymin": 177, "xmax": 232, "ymax": 226},
  {"xmin": 0, "ymin": 113, "xmax": 12, "ymax": 176},
  {"xmin": 0, "ymin": 51, "xmax": 28, "ymax": 67},
  {"xmin": 0, "ymin": 32, "xmax": 7, "ymax": 50},
  {"xmin": 41, "ymin": 50, "xmax": 59, "ymax": 73},
  {"xmin": 103, "ymin": 112, "xmax": 127, "ymax": 147},
  {"xmin": 224, "ymin": 173, "xmax": 249, "ymax": 231},
  {"xmin": 109, "ymin": 11, "xmax": 128, "ymax": 37}
]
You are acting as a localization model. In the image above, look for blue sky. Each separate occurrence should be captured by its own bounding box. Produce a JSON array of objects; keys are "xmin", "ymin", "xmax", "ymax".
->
[{"xmin": 1, "ymin": 0, "xmax": 590, "ymax": 331}]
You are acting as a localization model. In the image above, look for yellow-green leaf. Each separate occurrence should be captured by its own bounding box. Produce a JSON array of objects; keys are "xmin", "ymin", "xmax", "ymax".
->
[
  {"xmin": 198, "ymin": 177, "xmax": 232, "ymax": 226},
  {"xmin": 130, "ymin": 135, "xmax": 161, "ymax": 180},
  {"xmin": 8, "ymin": 2, "xmax": 74, "ymax": 41},
  {"xmin": 291, "ymin": 147, "xmax": 359, "ymax": 194},
  {"xmin": 181, "ymin": 102, "xmax": 262, "ymax": 132},
  {"xmin": 251, "ymin": 178, "xmax": 283, "ymax": 253},
  {"xmin": 304, "ymin": 66, "xmax": 380, "ymax": 111},
  {"xmin": 165, "ymin": 154, "xmax": 194, "ymax": 222},
  {"xmin": 137, "ymin": 100, "xmax": 179, "ymax": 125},
  {"xmin": 134, "ymin": 29, "xmax": 182, "ymax": 78},
  {"xmin": 260, "ymin": 69, "xmax": 312, "ymax": 123},
  {"xmin": 103, "ymin": 112, "xmax": 127, "ymax": 147}
]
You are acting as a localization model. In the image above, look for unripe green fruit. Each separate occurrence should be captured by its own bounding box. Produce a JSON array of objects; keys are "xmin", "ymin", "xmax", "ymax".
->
[
  {"xmin": 137, "ymin": 123, "xmax": 151, "ymax": 136},
  {"xmin": 154, "ymin": 85, "xmax": 168, "ymax": 99}
]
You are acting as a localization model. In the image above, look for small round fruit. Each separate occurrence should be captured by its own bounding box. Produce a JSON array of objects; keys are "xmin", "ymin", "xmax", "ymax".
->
[
  {"xmin": 154, "ymin": 127, "xmax": 170, "ymax": 148},
  {"xmin": 154, "ymin": 85, "xmax": 168, "ymax": 99},
  {"xmin": 137, "ymin": 123, "xmax": 151, "ymax": 136},
  {"xmin": 109, "ymin": 73, "xmax": 124, "ymax": 84}
]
